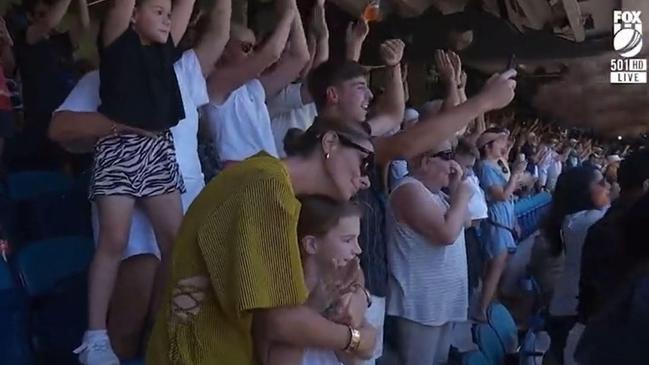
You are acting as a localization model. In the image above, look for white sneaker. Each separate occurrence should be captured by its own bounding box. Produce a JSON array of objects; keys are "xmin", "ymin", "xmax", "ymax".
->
[{"xmin": 73, "ymin": 332, "xmax": 120, "ymax": 365}]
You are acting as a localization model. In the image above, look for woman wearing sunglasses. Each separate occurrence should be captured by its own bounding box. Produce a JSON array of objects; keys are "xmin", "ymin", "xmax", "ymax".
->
[
  {"xmin": 474, "ymin": 128, "xmax": 527, "ymax": 321},
  {"xmin": 146, "ymin": 116, "xmax": 377, "ymax": 365},
  {"xmin": 541, "ymin": 166, "xmax": 609, "ymax": 365},
  {"xmin": 386, "ymin": 141, "xmax": 473, "ymax": 364}
]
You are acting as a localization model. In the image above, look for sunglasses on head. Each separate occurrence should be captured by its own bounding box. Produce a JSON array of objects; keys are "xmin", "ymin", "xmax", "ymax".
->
[
  {"xmin": 431, "ymin": 150, "xmax": 454, "ymax": 161},
  {"xmin": 337, "ymin": 134, "xmax": 375, "ymax": 177}
]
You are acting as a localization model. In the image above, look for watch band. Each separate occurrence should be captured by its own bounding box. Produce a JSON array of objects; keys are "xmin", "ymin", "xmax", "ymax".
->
[{"xmin": 344, "ymin": 326, "xmax": 361, "ymax": 353}]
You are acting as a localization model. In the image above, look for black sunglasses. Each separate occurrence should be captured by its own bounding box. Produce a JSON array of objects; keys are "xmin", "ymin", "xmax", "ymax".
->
[
  {"xmin": 338, "ymin": 134, "xmax": 375, "ymax": 177},
  {"xmin": 432, "ymin": 150, "xmax": 454, "ymax": 161},
  {"xmin": 497, "ymin": 159, "xmax": 510, "ymax": 175}
]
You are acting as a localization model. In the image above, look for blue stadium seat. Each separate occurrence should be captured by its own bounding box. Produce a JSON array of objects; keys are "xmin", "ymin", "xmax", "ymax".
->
[
  {"xmin": 488, "ymin": 303, "xmax": 519, "ymax": 354},
  {"xmin": 15, "ymin": 236, "xmax": 94, "ymax": 297},
  {"xmin": 0, "ymin": 256, "xmax": 14, "ymax": 291},
  {"xmin": 462, "ymin": 350, "xmax": 490, "ymax": 365},
  {"xmin": 7, "ymin": 170, "xmax": 74, "ymax": 201},
  {"xmin": 14, "ymin": 236, "xmax": 94, "ymax": 364},
  {"xmin": 0, "ymin": 259, "xmax": 34, "ymax": 364},
  {"xmin": 473, "ymin": 323, "xmax": 505, "ymax": 365},
  {"xmin": 10, "ymin": 189, "xmax": 92, "ymax": 243}
]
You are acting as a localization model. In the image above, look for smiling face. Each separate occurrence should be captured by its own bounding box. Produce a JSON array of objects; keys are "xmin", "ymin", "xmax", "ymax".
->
[
  {"xmin": 321, "ymin": 132, "xmax": 374, "ymax": 201},
  {"xmin": 308, "ymin": 216, "xmax": 362, "ymax": 268},
  {"xmin": 327, "ymin": 76, "xmax": 373, "ymax": 123},
  {"xmin": 132, "ymin": 0, "xmax": 173, "ymax": 44}
]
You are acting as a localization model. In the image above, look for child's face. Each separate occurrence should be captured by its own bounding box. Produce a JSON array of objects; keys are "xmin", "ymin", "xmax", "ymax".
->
[
  {"xmin": 311, "ymin": 216, "xmax": 362, "ymax": 269},
  {"xmin": 133, "ymin": 0, "xmax": 173, "ymax": 44}
]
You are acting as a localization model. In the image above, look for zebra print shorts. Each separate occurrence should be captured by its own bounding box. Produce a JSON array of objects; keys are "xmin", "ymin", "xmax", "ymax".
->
[{"xmin": 89, "ymin": 131, "xmax": 185, "ymax": 200}]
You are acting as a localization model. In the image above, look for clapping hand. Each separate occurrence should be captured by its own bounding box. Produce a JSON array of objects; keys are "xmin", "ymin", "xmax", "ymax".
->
[
  {"xmin": 435, "ymin": 50, "xmax": 455, "ymax": 86},
  {"xmin": 310, "ymin": 0, "xmax": 328, "ymax": 39},
  {"xmin": 379, "ymin": 39, "xmax": 404, "ymax": 67}
]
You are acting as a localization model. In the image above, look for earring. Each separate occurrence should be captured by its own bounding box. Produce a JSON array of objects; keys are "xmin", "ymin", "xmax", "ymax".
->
[{"xmin": 325, "ymin": 153, "xmax": 330, "ymax": 159}]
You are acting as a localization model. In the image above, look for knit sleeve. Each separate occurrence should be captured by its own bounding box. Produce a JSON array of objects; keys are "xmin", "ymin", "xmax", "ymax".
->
[{"xmin": 196, "ymin": 175, "xmax": 307, "ymax": 315}]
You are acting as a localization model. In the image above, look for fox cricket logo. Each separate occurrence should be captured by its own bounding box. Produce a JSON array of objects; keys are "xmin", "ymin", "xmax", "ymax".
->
[{"xmin": 610, "ymin": 10, "xmax": 647, "ymax": 83}]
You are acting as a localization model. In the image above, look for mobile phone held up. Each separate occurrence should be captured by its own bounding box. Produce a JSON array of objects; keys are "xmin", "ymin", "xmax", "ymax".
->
[{"xmin": 506, "ymin": 54, "xmax": 517, "ymax": 70}]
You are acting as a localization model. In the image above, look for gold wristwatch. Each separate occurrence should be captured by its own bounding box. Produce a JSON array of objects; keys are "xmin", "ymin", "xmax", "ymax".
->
[{"xmin": 344, "ymin": 326, "xmax": 361, "ymax": 353}]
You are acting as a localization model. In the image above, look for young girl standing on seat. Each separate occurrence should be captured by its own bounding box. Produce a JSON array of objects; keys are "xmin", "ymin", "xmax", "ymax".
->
[{"xmin": 74, "ymin": 0, "xmax": 194, "ymax": 364}]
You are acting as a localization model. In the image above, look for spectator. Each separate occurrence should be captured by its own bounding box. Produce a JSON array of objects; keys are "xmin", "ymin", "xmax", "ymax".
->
[
  {"xmin": 474, "ymin": 127, "xmax": 526, "ymax": 321},
  {"xmin": 387, "ymin": 141, "xmax": 471, "ymax": 364},
  {"xmin": 48, "ymin": 0, "xmax": 232, "ymax": 360},
  {"xmin": 268, "ymin": 0, "xmax": 331, "ymax": 158},
  {"xmin": 71, "ymin": 0, "xmax": 198, "ymax": 362},
  {"xmin": 575, "ymin": 192, "xmax": 649, "ymax": 365},
  {"xmin": 579, "ymin": 149, "xmax": 649, "ymax": 324},
  {"xmin": 146, "ymin": 117, "xmax": 377, "ymax": 364},
  {"xmin": 13, "ymin": 0, "xmax": 89, "ymax": 169},
  {"xmin": 542, "ymin": 167, "xmax": 609, "ymax": 365},
  {"xmin": 454, "ymin": 138, "xmax": 487, "ymax": 297},
  {"xmin": 603, "ymin": 154, "xmax": 621, "ymax": 200},
  {"xmin": 261, "ymin": 196, "xmax": 367, "ymax": 365},
  {"xmin": 308, "ymin": 53, "xmax": 516, "ymax": 363},
  {"xmin": 203, "ymin": 0, "xmax": 309, "ymax": 168}
]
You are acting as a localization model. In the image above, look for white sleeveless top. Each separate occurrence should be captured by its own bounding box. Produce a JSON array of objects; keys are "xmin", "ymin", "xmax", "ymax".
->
[{"xmin": 386, "ymin": 176, "xmax": 469, "ymax": 326}]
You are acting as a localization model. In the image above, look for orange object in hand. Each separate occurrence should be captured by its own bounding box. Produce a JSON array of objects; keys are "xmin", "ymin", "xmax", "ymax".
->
[{"xmin": 362, "ymin": 1, "xmax": 380, "ymax": 22}]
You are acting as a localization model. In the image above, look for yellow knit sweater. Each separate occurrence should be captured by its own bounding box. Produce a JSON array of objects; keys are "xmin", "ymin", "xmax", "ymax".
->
[{"xmin": 147, "ymin": 153, "xmax": 307, "ymax": 365}]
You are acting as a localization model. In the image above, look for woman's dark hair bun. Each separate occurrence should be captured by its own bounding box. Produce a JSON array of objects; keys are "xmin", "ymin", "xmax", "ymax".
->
[{"xmin": 284, "ymin": 128, "xmax": 308, "ymax": 157}]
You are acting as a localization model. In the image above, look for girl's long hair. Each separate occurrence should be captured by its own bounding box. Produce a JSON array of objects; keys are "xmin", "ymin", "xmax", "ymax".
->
[{"xmin": 542, "ymin": 166, "xmax": 598, "ymax": 256}]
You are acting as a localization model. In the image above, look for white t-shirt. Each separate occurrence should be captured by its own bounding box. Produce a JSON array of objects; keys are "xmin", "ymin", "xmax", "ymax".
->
[
  {"xmin": 55, "ymin": 50, "xmax": 209, "ymax": 258},
  {"xmin": 549, "ymin": 208, "xmax": 607, "ymax": 316},
  {"xmin": 466, "ymin": 173, "xmax": 488, "ymax": 220},
  {"xmin": 267, "ymin": 82, "xmax": 317, "ymax": 158},
  {"xmin": 204, "ymin": 79, "xmax": 279, "ymax": 161}
]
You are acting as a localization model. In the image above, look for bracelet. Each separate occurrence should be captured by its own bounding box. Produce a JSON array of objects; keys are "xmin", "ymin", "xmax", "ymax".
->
[{"xmin": 344, "ymin": 326, "xmax": 361, "ymax": 353}]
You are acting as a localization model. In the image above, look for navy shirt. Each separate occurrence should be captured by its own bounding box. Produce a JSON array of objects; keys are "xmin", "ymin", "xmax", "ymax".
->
[
  {"xmin": 357, "ymin": 167, "xmax": 388, "ymax": 298},
  {"xmin": 15, "ymin": 31, "xmax": 76, "ymax": 124}
]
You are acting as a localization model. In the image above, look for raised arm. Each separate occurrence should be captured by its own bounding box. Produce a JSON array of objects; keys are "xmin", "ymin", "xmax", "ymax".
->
[
  {"xmin": 310, "ymin": 0, "xmax": 329, "ymax": 70},
  {"xmin": 170, "ymin": 0, "xmax": 196, "ymax": 46},
  {"xmin": 345, "ymin": 20, "xmax": 368, "ymax": 62},
  {"xmin": 207, "ymin": 6, "xmax": 294, "ymax": 104},
  {"xmin": 374, "ymin": 70, "xmax": 517, "ymax": 165},
  {"xmin": 393, "ymin": 176, "xmax": 472, "ymax": 245},
  {"xmin": 102, "ymin": 0, "xmax": 136, "ymax": 46},
  {"xmin": 194, "ymin": 0, "xmax": 232, "ymax": 77},
  {"xmin": 300, "ymin": 0, "xmax": 329, "ymax": 105},
  {"xmin": 365, "ymin": 39, "xmax": 405, "ymax": 137},
  {"xmin": 69, "ymin": 0, "xmax": 90, "ymax": 47},
  {"xmin": 260, "ymin": 0, "xmax": 310, "ymax": 98},
  {"xmin": 26, "ymin": 0, "xmax": 73, "ymax": 44},
  {"xmin": 435, "ymin": 50, "xmax": 460, "ymax": 112}
]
